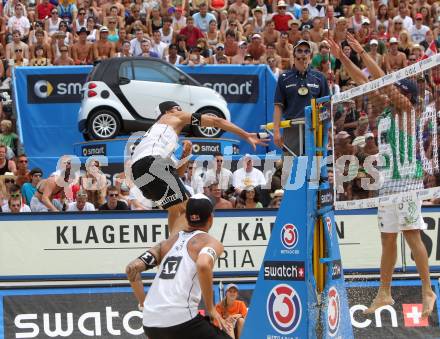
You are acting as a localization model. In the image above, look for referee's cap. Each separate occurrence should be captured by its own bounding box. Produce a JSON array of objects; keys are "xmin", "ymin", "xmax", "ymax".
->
[
  {"xmin": 293, "ymin": 39, "xmax": 311, "ymax": 51},
  {"xmin": 186, "ymin": 193, "xmax": 214, "ymax": 227}
]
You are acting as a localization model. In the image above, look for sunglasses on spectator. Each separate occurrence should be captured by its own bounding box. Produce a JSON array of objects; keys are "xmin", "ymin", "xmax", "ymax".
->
[
  {"xmin": 109, "ymin": 193, "xmax": 118, "ymax": 197},
  {"xmin": 33, "ymin": 174, "xmax": 42, "ymax": 177},
  {"xmin": 60, "ymin": 49, "xmax": 68, "ymax": 52},
  {"xmin": 5, "ymin": 179, "xmax": 15, "ymax": 184},
  {"xmin": 10, "ymin": 204, "xmax": 21, "ymax": 208},
  {"xmin": 409, "ymin": 58, "xmax": 416, "ymax": 61},
  {"xmin": 15, "ymin": 49, "xmax": 22, "ymax": 52},
  {"xmin": 295, "ymin": 48, "xmax": 311, "ymax": 55},
  {"xmin": 217, "ymin": 46, "xmax": 224, "ymax": 50},
  {"xmin": 109, "ymin": 21, "xmax": 117, "ymax": 24},
  {"xmin": 10, "ymin": 193, "xmax": 20, "ymax": 198},
  {"xmin": 52, "ymin": 11, "xmax": 58, "ymax": 14},
  {"xmin": 79, "ymin": 12, "xmax": 86, "ymax": 15},
  {"xmin": 19, "ymin": 159, "xmax": 28, "ymax": 163},
  {"xmin": 216, "ymin": 159, "xmax": 223, "ymax": 163},
  {"xmin": 60, "ymin": 24, "xmax": 67, "ymax": 27}
]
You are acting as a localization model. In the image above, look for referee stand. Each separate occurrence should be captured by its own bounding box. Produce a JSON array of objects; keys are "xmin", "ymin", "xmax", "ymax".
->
[{"xmin": 241, "ymin": 97, "xmax": 353, "ymax": 338}]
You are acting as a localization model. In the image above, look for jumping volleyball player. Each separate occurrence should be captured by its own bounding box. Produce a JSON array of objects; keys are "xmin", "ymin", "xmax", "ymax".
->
[
  {"xmin": 131, "ymin": 101, "xmax": 268, "ymax": 235},
  {"xmin": 328, "ymin": 34, "xmax": 436, "ymax": 317}
]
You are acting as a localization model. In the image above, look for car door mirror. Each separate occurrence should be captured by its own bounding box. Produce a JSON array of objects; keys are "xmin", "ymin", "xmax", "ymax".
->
[
  {"xmin": 179, "ymin": 75, "xmax": 187, "ymax": 84},
  {"xmin": 119, "ymin": 77, "xmax": 131, "ymax": 85}
]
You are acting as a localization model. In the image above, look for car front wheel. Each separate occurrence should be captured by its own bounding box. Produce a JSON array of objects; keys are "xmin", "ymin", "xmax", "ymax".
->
[
  {"xmin": 88, "ymin": 109, "xmax": 121, "ymax": 140},
  {"xmin": 191, "ymin": 109, "xmax": 225, "ymax": 138}
]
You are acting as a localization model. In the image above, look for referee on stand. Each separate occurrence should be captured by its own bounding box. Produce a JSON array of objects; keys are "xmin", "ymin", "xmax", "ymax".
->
[{"xmin": 273, "ymin": 40, "xmax": 330, "ymax": 155}]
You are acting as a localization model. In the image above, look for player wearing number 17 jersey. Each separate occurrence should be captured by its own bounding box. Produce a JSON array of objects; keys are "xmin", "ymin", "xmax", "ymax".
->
[{"xmin": 126, "ymin": 194, "xmax": 234, "ymax": 339}]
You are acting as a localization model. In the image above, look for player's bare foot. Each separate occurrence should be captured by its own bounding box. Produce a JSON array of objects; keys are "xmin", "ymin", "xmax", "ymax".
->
[
  {"xmin": 422, "ymin": 291, "xmax": 437, "ymax": 318},
  {"xmin": 363, "ymin": 289, "xmax": 394, "ymax": 314}
]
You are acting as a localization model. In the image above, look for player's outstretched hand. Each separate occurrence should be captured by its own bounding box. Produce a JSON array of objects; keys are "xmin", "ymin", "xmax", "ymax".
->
[
  {"xmin": 325, "ymin": 38, "xmax": 341, "ymax": 60},
  {"xmin": 245, "ymin": 133, "xmax": 270, "ymax": 150},
  {"xmin": 346, "ymin": 32, "xmax": 365, "ymax": 54}
]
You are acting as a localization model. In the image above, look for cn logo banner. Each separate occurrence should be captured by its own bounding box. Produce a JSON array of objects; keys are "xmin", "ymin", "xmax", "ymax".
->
[{"xmin": 347, "ymin": 283, "xmax": 440, "ymax": 338}]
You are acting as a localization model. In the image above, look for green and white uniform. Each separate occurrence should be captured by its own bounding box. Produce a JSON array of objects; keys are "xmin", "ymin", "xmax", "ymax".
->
[{"xmin": 377, "ymin": 107, "xmax": 425, "ymax": 233}]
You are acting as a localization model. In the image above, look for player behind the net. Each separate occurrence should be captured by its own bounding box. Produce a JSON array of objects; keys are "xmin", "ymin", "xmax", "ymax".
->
[
  {"xmin": 130, "ymin": 101, "xmax": 269, "ymax": 236},
  {"xmin": 327, "ymin": 33, "xmax": 436, "ymax": 318},
  {"xmin": 126, "ymin": 193, "xmax": 234, "ymax": 339}
]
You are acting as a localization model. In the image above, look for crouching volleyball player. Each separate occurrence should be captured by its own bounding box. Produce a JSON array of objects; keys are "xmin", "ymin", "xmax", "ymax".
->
[
  {"xmin": 131, "ymin": 101, "xmax": 268, "ymax": 236},
  {"xmin": 126, "ymin": 194, "xmax": 234, "ymax": 339}
]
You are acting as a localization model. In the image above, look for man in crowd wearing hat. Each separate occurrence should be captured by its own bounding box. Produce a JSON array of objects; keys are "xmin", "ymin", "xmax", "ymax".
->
[
  {"xmin": 273, "ymin": 39, "xmax": 329, "ymax": 156},
  {"xmin": 215, "ymin": 283, "xmax": 248, "ymax": 339},
  {"xmin": 248, "ymin": 33, "xmax": 266, "ymax": 61},
  {"xmin": 72, "ymin": 27, "xmax": 94, "ymax": 65},
  {"xmin": 126, "ymin": 194, "xmax": 233, "ymax": 339},
  {"xmin": 211, "ymin": 42, "xmax": 230, "ymax": 64},
  {"xmin": 130, "ymin": 101, "xmax": 268, "ymax": 235},
  {"xmin": 272, "ymin": 0, "xmax": 294, "ymax": 32},
  {"xmin": 367, "ymin": 39, "xmax": 384, "ymax": 70},
  {"xmin": 231, "ymin": 40, "xmax": 248, "ymax": 64},
  {"xmin": 93, "ymin": 26, "xmax": 115, "ymax": 61},
  {"xmin": 232, "ymin": 154, "xmax": 266, "ymax": 193},
  {"xmin": 409, "ymin": 13, "xmax": 430, "ymax": 44},
  {"xmin": 287, "ymin": 18, "xmax": 301, "ymax": 46},
  {"xmin": 384, "ymin": 37, "xmax": 407, "ymax": 74}
]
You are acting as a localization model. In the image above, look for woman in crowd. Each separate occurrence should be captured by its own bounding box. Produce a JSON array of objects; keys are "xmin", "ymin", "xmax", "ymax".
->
[
  {"xmin": 215, "ymin": 284, "xmax": 247, "ymax": 339},
  {"xmin": 236, "ymin": 185, "xmax": 263, "ymax": 209}
]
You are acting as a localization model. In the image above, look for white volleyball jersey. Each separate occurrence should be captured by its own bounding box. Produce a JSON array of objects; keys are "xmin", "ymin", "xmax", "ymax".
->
[
  {"xmin": 143, "ymin": 230, "xmax": 205, "ymax": 327},
  {"xmin": 131, "ymin": 123, "xmax": 179, "ymax": 166}
]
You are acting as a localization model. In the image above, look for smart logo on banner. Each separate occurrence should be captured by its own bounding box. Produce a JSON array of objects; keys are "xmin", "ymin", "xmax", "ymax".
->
[
  {"xmin": 27, "ymin": 74, "xmax": 88, "ymax": 103},
  {"xmin": 188, "ymin": 74, "xmax": 259, "ymax": 103},
  {"xmin": 266, "ymin": 284, "xmax": 302, "ymax": 335}
]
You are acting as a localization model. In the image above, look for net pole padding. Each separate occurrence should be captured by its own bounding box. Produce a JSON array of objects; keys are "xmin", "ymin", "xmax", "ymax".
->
[{"xmin": 311, "ymin": 98, "xmax": 326, "ymax": 293}]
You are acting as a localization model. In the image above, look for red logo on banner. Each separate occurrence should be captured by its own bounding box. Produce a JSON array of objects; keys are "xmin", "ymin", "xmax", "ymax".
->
[{"xmin": 402, "ymin": 304, "xmax": 428, "ymax": 327}]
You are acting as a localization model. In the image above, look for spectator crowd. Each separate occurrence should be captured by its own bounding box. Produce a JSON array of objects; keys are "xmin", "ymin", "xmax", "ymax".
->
[
  {"xmin": 0, "ymin": 150, "xmax": 286, "ymax": 213},
  {"xmin": 0, "ymin": 0, "xmax": 437, "ymax": 85},
  {"xmin": 0, "ymin": 0, "xmax": 440, "ymax": 210}
]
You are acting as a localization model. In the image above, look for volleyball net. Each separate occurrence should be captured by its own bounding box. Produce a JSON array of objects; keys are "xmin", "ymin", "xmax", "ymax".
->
[{"xmin": 331, "ymin": 54, "xmax": 440, "ymax": 210}]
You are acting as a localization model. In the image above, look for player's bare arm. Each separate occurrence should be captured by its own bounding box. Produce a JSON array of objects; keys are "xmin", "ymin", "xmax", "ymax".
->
[
  {"xmin": 178, "ymin": 111, "xmax": 269, "ymax": 150},
  {"xmin": 194, "ymin": 237, "xmax": 227, "ymax": 330},
  {"xmin": 126, "ymin": 241, "xmax": 163, "ymax": 306}
]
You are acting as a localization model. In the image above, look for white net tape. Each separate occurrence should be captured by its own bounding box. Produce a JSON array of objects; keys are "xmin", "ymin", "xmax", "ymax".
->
[{"xmin": 331, "ymin": 53, "xmax": 440, "ymax": 210}]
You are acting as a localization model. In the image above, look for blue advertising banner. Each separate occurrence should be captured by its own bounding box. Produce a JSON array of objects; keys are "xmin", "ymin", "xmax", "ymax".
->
[
  {"xmin": 179, "ymin": 65, "xmax": 277, "ymax": 154},
  {"xmin": 14, "ymin": 65, "xmax": 277, "ymax": 177},
  {"xmin": 241, "ymin": 158, "xmax": 314, "ymax": 339},
  {"xmin": 13, "ymin": 66, "xmax": 92, "ymax": 174}
]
